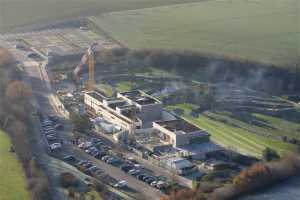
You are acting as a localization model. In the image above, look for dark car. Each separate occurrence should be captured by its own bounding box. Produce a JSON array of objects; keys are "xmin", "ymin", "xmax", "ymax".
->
[
  {"xmin": 49, "ymin": 115, "xmax": 60, "ymax": 122},
  {"xmin": 77, "ymin": 160, "xmax": 88, "ymax": 166},
  {"xmin": 137, "ymin": 174, "xmax": 147, "ymax": 181},
  {"xmin": 83, "ymin": 162, "xmax": 93, "ymax": 168},
  {"xmin": 142, "ymin": 175, "xmax": 151, "ymax": 182},
  {"xmin": 95, "ymin": 151, "xmax": 106, "ymax": 159},
  {"xmin": 120, "ymin": 164, "xmax": 133, "ymax": 173},
  {"xmin": 145, "ymin": 177, "xmax": 156, "ymax": 184},
  {"xmin": 63, "ymin": 155, "xmax": 78, "ymax": 164}
]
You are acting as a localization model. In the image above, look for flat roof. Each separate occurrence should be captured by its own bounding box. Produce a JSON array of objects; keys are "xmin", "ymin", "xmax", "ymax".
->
[
  {"xmin": 86, "ymin": 91, "xmax": 106, "ymax": 101},
  {"xmin": 166, "ymin": 157, "xmax": 194, "ymax": 169},
  {"xmin": 155, "ymin": 119, "xmax": 202, "ymax": 134},
  {"xmin": 120, "ymin": 90, "xmax": 161, "ymax": 105}
]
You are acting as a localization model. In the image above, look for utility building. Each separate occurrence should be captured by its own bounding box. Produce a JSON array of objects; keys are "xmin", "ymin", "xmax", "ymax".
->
[
  {"xmin": 117, "ymin": 90, "xmax": 163, "ymax": 127},
  {"xmin": 153, "ymin": 119, "xmax": 210, "ymax": 147}
]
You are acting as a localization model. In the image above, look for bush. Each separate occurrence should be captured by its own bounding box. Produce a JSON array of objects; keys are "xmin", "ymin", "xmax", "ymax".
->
[
  {"xmin": 262, "ymin": 147, "xmax": 280, "ymax": 161},
  {"xmin": 59, "ymin": 172, "xmax": 78, "ymax": 188}
]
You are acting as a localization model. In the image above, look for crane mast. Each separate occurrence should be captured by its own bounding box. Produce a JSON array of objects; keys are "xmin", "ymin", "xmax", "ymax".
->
[
  {"xmin": 73, "ymin": 43, "xmax": 97, "ymax": 91},
  {"xmin": 87, "ymin": 48, "xmax": 95, "ymax": 91}
]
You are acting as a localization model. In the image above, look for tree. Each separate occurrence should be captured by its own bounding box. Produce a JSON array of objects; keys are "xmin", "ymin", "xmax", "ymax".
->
[
  {"xmin": 262, "ymin": 147, "xmax": 280, "ymax": 161},
  {"xmin": 5, "ymin": 81, "xmax": 32, "ymax": 100},
  {"xmin": 100, "ymin": 49, "xmax": 113, "ymax": 64},
  {"xmin": 0, "ymin": 48, "xmax": 13, "ymax": 66},
  {"xmin": 71, "ymin": 112, "xmax": 93, "ymax": 133}
]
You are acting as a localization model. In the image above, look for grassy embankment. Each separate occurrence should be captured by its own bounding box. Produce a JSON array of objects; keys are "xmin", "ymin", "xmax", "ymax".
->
[
  {"xmin": 166, "ymin": 104, "xmax": 298, "ymax": 158},
  {"xmin": 0, "ymin": 130, "xmax": 30, "ymax": 200},
  {"xmin": 91, "ymin": 0, "xmax": 299, "ymax": 67}
]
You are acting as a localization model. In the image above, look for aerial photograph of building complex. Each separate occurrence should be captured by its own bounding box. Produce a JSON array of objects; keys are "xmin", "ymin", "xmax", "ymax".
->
[{"xmin": 0, "ymin": 0, "xmax": 300, "ymax": 200}]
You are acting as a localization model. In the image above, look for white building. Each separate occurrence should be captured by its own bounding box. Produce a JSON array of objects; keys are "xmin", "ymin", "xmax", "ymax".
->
[
  {"xmin": 165, "ymin": 157, "xmax": 197, "ymax": 175},
  {"xmin": 84, "ymin": 90, "xmax": 163, "ymax": 130},
  {"xmin": 84, "ymin": 91, "xmax": 141, "ymax": 130},
  {"xmin": 153, "ymin": 119, "xmax": 210, "ymax": 148}
]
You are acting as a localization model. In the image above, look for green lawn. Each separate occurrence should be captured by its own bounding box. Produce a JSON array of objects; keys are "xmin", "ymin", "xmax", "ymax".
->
[
  {"xmin": 0, "ymin": 0, "xmax": 203, "ymax": 33},
  {"xmin": 0, "ymin": 131, "xmax": 30, "ymax": 200},
  {"xmin": 116, "ymin": 81, "xmax": 134, "ymax": 92},
  {"xmin": 91, "ymin": 0, "xmax": 299, "ymax": 67},
  {"xmin": 167, "ymin": 104, "xmax": 297, "ymax": 158}
]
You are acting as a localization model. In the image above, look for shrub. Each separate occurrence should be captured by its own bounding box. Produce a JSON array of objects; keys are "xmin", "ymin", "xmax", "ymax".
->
[
  {"xmin": 262, "ymin": 147, "xmax": 280, "ymax": 161},
  {"xmin": 59, "ymin": 172, "xmax": 78, "ymax": 188}
]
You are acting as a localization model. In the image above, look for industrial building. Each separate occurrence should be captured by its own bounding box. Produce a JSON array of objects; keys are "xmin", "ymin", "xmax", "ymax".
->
[
  {"xmin": 153, "ymin": 119, "xmax": 210, "ymax": 148},
  {"xmin": 84, "ymin": 90, "xmax": 163, "ymax": 130},
  {"xmin": 165, "ymin": 157, "xmax": 197, "ymax": 175},
  {"xmin": 117, "ymin": 90, "xmax": 163, "ymax": 127}
]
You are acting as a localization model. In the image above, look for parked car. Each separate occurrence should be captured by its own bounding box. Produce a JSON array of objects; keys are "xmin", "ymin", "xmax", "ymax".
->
[
  {"xmin": 78, "ymin": 142, "xmax": 93, "ymax": 149},
  {"xmin": 128, "ymin": 169, "xmax": 140, "ymax": 176},
  {"xmin": 77, "ymin": 160, "xmax": 88, "ymax": 166},
  {"xmin": 82, "ymin": 162, "xmax": 93, "ymax": 169},
  {"xmin": 63, "ymin": 155, "xmax": 78, "ymax": 164},
  {"xmin": 54, "ymin": 124, "xmax": 64, "ymax": 130},
  {"xmin": 137, "ymin": 174, "xmax": 146, "ymax": 181},
  {"xmin": 145, "ymin": 177, "xmax": 156, "ymax": 184},
  {"xmin": 95, "ymin": 151, "xmax": 106, "ymax": 159},
  {"xmin": 120, "ymin": 164, "xmax": 133, "ymax": 173},
  {"xmin": 101, "ymin": 145, "xmax": 112, "ymax": 151},
  {"xmin": 49, "ymin": 115, "xmax": 59, "ymax": 122},
  {"xmin": 45, "ymin": 131, "xmax": 55, "ymax": 136},
  {"xmin": 49, "ymin": 143, "xmax": 61, "ymax": 151},
  {"xmin": 106, "ymin": 157, "xmax": 119, "ymax": 165},
  {"xmin": 101, "ymin": 156, "xmax": 112, "ymax": 162},
  {"xmin": 88, "ymin": 166, "xmax": 99, "ymax": 173},
  {"xmin": 46, "ymin": 134, "xmax": 57, "ymax": 139},
  {"xmin": 86, "ymin": 147, "xmax": 97, "ymax": 154},
  {"xmin": 44, "ymin": 127, "xmax": 55, "ymax": 132},
  {"xmin": 156, "ymin": 181, "xmax": 167, "ymax": 189},
  {"xmin": 114, "ymin": 180, "xmax": 127, "ymax": 188},
  {"xmin": 94, "ymin": 169, "xmax": 104, "ymax": 176},
  {"xmin": 150, "ymin": 181, "xmax": 157, "ymax": 187},
  {"xmin": 47, "ymin": 138, "xmax": 58, "ymax": 143}
]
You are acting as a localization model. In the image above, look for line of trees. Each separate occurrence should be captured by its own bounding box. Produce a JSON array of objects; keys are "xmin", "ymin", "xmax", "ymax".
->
[
  {"xmin": 0, "ymin": 48, "xmax": 50, "ymax": 200},
  {"xmin": 128, "ymin": 48, "xmax": 300, "ymax": 94}
]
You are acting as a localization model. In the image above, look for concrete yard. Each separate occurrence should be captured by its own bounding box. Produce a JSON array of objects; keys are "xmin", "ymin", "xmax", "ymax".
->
[{"xmin": 0, "ymin": 28, "xmax": 118, "ymax": 57}]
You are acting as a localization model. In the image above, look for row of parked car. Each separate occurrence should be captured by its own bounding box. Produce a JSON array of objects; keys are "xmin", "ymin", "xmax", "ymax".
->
[
  {"xmin": 120, "ymin": 164, "xmax": 167, "ymax": 190},
  {"xmin": 63, "ymin": 154, "xmax": 128, "ymax": 189},
  {"xmin": 77, "ymin": 138, "xmax": 122, "ymax": 166},
  {"xmin": 64, "ymin": 155, "xmax": 105, "ymax": 176},
  {"xmin": 78, "ymin": 137, "xmax": 168, "ymax": 190},
  {"xmin": 39, "ymin": 115, "xmax": 63, "ymax": 151}
]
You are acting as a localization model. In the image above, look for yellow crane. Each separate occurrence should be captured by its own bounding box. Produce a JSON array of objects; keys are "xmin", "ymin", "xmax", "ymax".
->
[{"xmin": 73, "ymin": 43, "xmax": 97, "ymax": 91}]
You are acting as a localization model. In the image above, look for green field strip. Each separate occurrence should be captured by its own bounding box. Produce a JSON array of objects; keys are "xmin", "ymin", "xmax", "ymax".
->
[{"xmin": 0, "ymin": 131, "xmax": 30, "ymax": 200}]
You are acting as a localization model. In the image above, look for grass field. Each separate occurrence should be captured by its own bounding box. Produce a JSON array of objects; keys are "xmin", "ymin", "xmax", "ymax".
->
[
  {"xmin": 91, "ymin": 0, "xmax": 299, "ymax": 67},
  {"xmin": 166, "ymin": 104, "xmax": 298, "ymax": 158},
  {"xmin": 0, "ymin": 0, "xmax": 202, "ymax": 33},
  {"xmin": 0, "ymin": 131, "xmax": 30, "ymax": 200}
]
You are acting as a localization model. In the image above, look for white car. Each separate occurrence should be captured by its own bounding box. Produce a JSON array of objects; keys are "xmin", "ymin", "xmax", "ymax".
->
[
  {"xmin": 114, "ymin": 180, "xmax": 127, "ymax": 188},
  {"xmin": 49, "ymin": 143, "xmax": 61, "ymax": 151}
]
